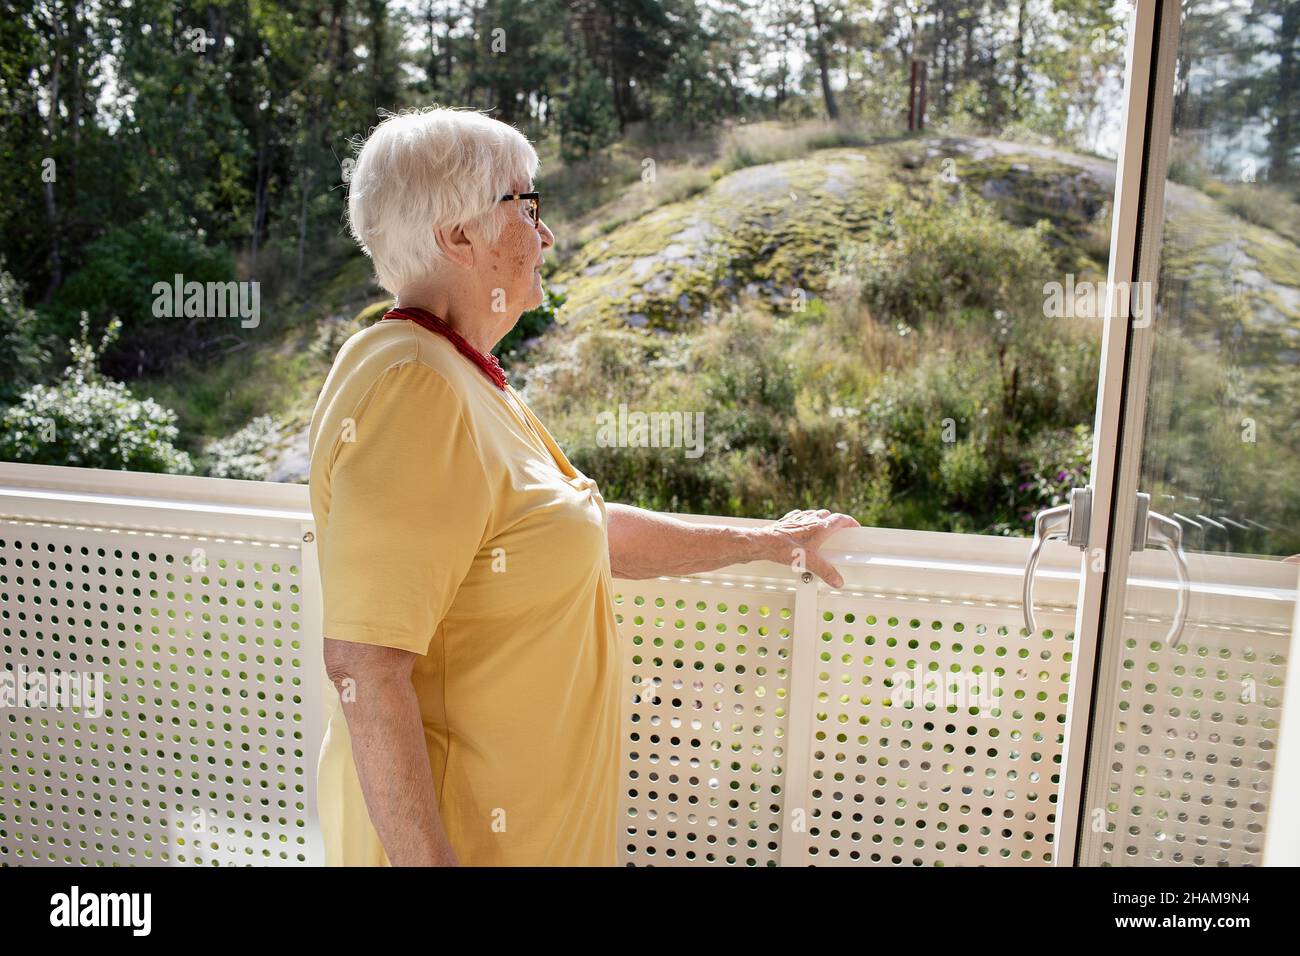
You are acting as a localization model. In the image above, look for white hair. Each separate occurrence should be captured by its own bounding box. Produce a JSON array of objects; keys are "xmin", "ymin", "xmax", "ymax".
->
[{"xmin": 346, "ymin": 106, "xmax": 540, "ymax": 295}]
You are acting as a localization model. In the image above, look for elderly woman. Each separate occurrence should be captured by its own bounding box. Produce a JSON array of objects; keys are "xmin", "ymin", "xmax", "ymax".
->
[{"xmin": 309, "ymin": 106, "xmax": 857, "ymax": 867}]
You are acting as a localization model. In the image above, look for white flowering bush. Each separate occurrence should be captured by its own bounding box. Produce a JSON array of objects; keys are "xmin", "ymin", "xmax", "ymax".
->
[
  {"xmin": 202, "ymin": 415, "xmax": 282, "ymax": 480},
  {"xmin": 0, "ymin": 314, "xmax": 194, "ymax": 473}
]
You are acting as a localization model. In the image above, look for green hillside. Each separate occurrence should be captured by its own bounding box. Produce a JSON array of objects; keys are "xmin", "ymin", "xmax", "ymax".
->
[{"xmin": 5, "ymin": 122, "xmax": 1298, "ymax": 548}]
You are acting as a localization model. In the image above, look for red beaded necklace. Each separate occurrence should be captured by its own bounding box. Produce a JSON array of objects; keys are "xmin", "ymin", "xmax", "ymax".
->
[{"xmin": 380, "ymin": 306, "xmax": 508, "ymax": 390}]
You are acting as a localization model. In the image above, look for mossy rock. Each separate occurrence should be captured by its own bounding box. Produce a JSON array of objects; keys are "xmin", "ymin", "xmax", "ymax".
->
[
  {"xmin": 551, "ymin": 147, "xmax": 896, "ymax": 331},
  {"xmin": 549, "ymin": 139, "xmax": 1125, "ymax": 333}
]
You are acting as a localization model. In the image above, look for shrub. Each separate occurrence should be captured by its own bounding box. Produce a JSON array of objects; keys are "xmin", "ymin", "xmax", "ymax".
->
[
  {"xmin": 0, "ymin": 264, "xmax": 55, "ymax": 404},
  {"xmin": 0, "ymin": 314, "xmax": 193, "ymax": 473},
  {"xmin": 855, "ymin": 181, "xmax": 1054, "ymax": 327},
  {"xmin": 1008, "ymin": 423, "xmax": 1093, "ymax": 530},
  {"xmin": 201, "ymin": 414, "xmax": 282, "ymax": 480},
  {"xmin": 496, "ymin": 287, "xmax": 566, "ymax": 364},
  {"xmin": 864, "ymin": 350, "xmax": 1001, "ymax": 489},
  {"xmin": 50, "ymin": 219, "xmax": 236, "ymax": 378},
  {"xmin": 940, "ymin": 437, "xmax": 995, "ymax": 507}
]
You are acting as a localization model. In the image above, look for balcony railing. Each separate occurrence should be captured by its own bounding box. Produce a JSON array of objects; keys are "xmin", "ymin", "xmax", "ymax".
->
[{"xmin": 0, "ymin": 462, "xmax": 1293, "ymax": 866}]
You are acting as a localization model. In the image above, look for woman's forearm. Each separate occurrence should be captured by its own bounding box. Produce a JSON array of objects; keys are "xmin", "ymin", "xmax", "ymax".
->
[
  {"xmin": 324, "ymin": 639, "xmax": 458, "ymax": 866},
  {"xmin": 605, "ymin": 502, "xmax": 772, "ymax": 579}
]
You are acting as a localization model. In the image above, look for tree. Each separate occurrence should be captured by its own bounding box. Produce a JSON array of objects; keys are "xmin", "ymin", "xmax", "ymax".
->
[
  {"xmin": 558, "ymin": 48, "xmax": 619, "ymax": 159},
  {"xmin": 1248, "ymin": 0, "xmax": 1299, "ymax": 182}
]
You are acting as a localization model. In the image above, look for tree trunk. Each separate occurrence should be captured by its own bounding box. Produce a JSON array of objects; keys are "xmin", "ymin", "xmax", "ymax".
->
[
  {"xmin": 810, "ymin": 0, "xmax": 839, "ymax": 120},
  {"xmin": 426, "ymin": 0, "xmax": 439, "ymax": 91},
  {"xmin": 296, "ymin": 162, "xmax": 313, "ymax": 284},
  {"xmin": 1012, "ymin": 0, "xmax": 1027, "ymax": 117},
  {"xmin": 42, "ymin": 7, "xmax": 64, "ymax": 301},
  {"xmin": 251, "ymin": 139, "xmax": 269, "ymax": 275},
  {"xmin": 1270, "ymin": 0, "xmax": 1298, "ymax": 181}
]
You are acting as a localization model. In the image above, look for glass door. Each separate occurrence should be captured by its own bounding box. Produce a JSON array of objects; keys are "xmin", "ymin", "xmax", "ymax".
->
[{"xmin": 1047, "ymin": 0, "xmax": 1300, "ymax": 866}]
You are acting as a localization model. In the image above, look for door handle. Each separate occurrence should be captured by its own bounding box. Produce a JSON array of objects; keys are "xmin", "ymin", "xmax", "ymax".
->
[
  {"xmin": 1023, "ymin": 488, "xmax": 1090, "ymax": 635},
  {"xmin": 1143, "ymin": 506, "xmax": 1190, "ymax": 647},
  {"xmin": 1021, "ymin": 488, "xmax": 1191, "ymax": 645}
]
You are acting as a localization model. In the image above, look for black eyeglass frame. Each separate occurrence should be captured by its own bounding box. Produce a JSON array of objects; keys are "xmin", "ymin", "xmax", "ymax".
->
[{"xmin": 499, "ymin": 192, "xmax": 541, "ymax": 226}]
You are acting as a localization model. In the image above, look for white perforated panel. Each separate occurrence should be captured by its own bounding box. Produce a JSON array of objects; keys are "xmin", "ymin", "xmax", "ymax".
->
[
  {"xmin": 794, "ymin": 591, "xmax": 1074, "ymax": 867},
  {"xmin": 614, "ymin": 577, "xmax": 797, "ymax": 866},
  {"xmin": 1084, "ymin": 616, "xmax": 1290, "ymax": 866},
  {"xmin": 612, "ymin": 573, "xmax": 1077, "ymax": 867},
  {"xmin": 0, "ymin": 518, "xmax": 322, "ymax": 866},
  {"xmin": 0, "ymin": 468, "xmax": 1292, "ymax": 869}
]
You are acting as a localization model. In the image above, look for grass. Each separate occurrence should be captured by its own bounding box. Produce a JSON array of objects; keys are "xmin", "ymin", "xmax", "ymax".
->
[
  {"xmin": 1203, "ymin": 179, "xmax": 1300, "ymax": 249},
  {"xmin": 538, "ymin": 116, "xmax": 896, "ymax": 255},
  {"xmin": 137, "ymin": 245, "xmax": 385, "ymax": 455},
  {"xmin": 716, "ymin": 117, "xmax": 881, "ymax": 173}
]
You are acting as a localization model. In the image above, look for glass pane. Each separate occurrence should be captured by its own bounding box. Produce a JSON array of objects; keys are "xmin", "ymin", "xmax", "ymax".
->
[
  {"xmin": 526, "ymin": 14, "xmax": 1126, "ymax": 542},
  {"xmin": 1079, "ymin": 0, "xmax": 1300, "ymax": 866}
]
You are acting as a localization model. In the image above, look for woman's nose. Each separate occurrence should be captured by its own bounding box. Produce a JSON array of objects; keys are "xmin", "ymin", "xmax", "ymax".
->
[{"xmin": 538, "ymin": 219, "xmax": 555, "ymax": 249}]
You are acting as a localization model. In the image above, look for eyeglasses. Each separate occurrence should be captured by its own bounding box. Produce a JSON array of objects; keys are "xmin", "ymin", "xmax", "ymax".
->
[{"xmin": 499, "ymin": 191, "xmax": 541, "ymax": 227}]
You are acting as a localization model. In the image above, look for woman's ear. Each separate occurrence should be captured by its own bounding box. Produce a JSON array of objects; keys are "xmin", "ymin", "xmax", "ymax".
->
[{"xmin": 433, "ymin": 222, "xmax": 475, "ymax": 270}]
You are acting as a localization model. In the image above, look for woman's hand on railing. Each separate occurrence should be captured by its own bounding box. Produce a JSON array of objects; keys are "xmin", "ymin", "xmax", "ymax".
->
[
  {"xmin": 758, "ymin": 509, "xmax": 861, "ymax": 588},
  {"xmin": 607, "ymin": 504, "xmax": 856, "ymax": 582}
]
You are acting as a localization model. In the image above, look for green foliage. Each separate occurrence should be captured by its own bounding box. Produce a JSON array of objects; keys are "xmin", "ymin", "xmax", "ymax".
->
[
  {"xmin": 559, "ymin": 55, "xmax": 620, "ymax": 161},
  {"xmin": 856, "ymin": 181, "xmax": 1054, "ymax": 326},
  {"xmin": 0, "ymin": 264, "xmax": 54, "ymax": 404},
  {"xmin": 864, "ymin": 351, "xmax": 1001, "ymax": 492},
  {"xmin": 519, "ymin": 163, "xmax": 1110, "ymax": 537},
  {"xmin": 51, "ymin": 220, "xmax": 236, "ymax": 377},
  {"xmin": 940, "ymin": 437, "xmax": 996, "ymax": 507},
  {"xmin": 1004, "ymin": 424, "xmax": 1094, "ymax": 532},
  {"xmin": 495, "ymin": 286, "xmax": 566, "ymax": 364},
  {"xmin": 201, "ymin": 415, "xmax": 283, "ymax": 480},
  {"xmin": 0, "ymin": 314, "xmax": 193, "ymax": 473}
]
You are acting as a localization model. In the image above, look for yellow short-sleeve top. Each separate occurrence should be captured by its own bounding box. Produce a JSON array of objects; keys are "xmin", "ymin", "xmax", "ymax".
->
[{"xmin": 307, "ymin": 318, "xmax": 620, "ymax": 866}]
